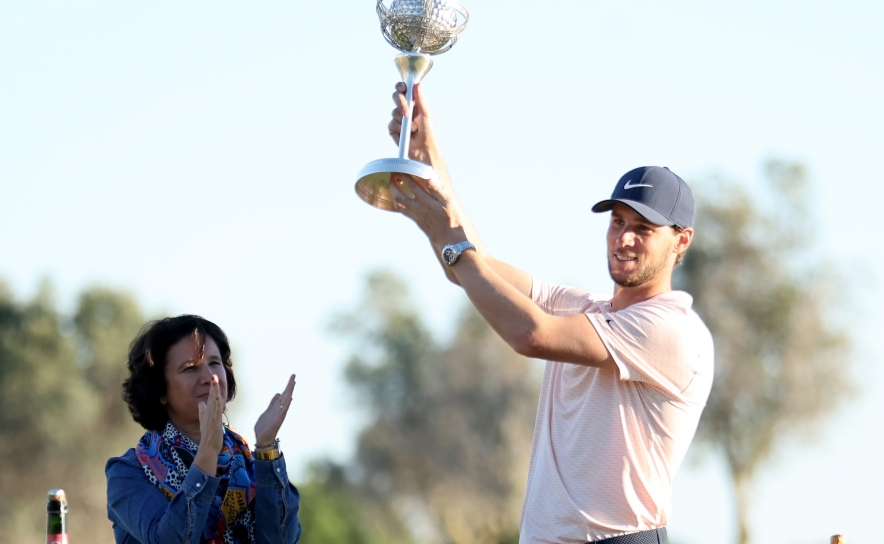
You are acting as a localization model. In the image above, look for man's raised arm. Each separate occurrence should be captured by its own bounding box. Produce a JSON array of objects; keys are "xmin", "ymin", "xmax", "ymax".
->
[
  {"xmin": 387, "ymin": 83, "xmax": 532, "ymax": 296},
  {"xmin": 388, "ymin": 175, "xmax": 614, "ymax": 370}
]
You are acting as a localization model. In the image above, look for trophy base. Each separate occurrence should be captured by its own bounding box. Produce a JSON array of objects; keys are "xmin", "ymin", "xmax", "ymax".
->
[{"xmin": 355, "ymin": 158, "xmax": 437, "ymax": 211}]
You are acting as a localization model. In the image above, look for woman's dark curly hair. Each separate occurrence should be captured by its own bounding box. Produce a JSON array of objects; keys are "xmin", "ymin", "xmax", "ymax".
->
[{"xmin": 123, "ymin": 315, "xmax": 237, "ymax": 431}]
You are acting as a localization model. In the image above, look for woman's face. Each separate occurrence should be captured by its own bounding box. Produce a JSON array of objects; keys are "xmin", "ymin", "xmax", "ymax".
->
[{"xmin": 162, "ymin": 335, "xmax": 228, "ymax": 429}]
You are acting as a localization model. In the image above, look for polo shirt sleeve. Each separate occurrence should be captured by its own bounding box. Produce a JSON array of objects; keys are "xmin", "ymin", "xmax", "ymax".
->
[
  {"xmin": 531, "ymin": 278, "xmax": 598, "ymax": 316},
  {"xmin": 585, "ymin": 299, "xmax": 700, "ymax": 398}
]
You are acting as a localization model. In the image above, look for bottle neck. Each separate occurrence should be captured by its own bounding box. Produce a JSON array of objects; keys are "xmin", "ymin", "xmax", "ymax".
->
[
  {"xmin": 47, "ymin": 511, "xmax": 65, "ymax": 533},
  {"xmin": 46, "ymin": 511, "xmax": 68, "ymax": 544}
]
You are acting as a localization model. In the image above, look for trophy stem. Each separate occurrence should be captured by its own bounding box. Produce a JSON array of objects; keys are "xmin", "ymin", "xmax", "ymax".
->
[
  {"xmin": 352, "ymin": 52, "xmax": 437, "ymax": 212},
  {"xmin": 394, "ymin": 53, "xmax": 433, "ymax": 161},
  {"xmin": 396, "ymin": 82, "xmax": 415, "ymax": 160}
]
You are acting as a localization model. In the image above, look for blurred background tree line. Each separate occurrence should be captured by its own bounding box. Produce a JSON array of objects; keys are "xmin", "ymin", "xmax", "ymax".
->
[
  {"xmin": 674, "ymin": 160, "xmax": 852, "ymax": 544},
  {"xmin": 298, "ymin": 271, "xmax": 539, "ymax": 544},
  {"xmin": 0, "ymin": 283, "xmax": 145, "ymax": 540},
  {"xmin": 0, "ymin": 160, "xmax": 851, "ymax": 544}
]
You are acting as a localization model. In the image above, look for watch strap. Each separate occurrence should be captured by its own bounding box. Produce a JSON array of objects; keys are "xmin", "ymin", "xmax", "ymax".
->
[{"xmin": 450, "ymin": 241, "xmax": 475, "ymax": 255}]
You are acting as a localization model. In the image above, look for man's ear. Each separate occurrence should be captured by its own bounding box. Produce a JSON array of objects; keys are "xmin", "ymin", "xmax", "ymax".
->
[{"xmin": 676, "ymin": 227, "xmax": 694, "ymax": 254}]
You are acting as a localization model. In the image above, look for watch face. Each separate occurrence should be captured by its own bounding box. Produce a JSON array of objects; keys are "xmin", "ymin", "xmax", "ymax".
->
[{"xmin": 442, "ymin": 247, "xmax": 457, "ymax": 266}]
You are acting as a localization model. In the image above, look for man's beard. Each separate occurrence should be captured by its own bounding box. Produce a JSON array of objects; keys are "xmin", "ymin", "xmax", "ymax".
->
[{"xmin": 608, "ymin": 253, "xmax": 669, "ymax": 288}]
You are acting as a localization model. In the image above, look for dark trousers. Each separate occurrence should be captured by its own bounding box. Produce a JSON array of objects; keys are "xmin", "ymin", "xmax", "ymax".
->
[{"xmin": 591, "ymin": 527, "xmax": 668, "ymax": 544}]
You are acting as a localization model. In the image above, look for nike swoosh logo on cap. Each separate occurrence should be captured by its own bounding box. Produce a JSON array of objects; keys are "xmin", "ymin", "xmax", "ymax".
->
[{"xmin": 624, "ymin": 180, "xmax": 653, "ymax": 189}]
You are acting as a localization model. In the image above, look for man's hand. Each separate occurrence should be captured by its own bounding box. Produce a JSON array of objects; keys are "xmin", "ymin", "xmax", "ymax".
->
[
  {"xmin": 389, "ymin": 82, "xmax": 444, "ymax": 169},
  {"xmin": 389, "ymin": 174, "xmax": 466, "ymax": 253}
]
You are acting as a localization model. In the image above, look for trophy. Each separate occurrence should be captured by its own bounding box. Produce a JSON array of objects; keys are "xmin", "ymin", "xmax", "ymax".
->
[{"xmin": 355, "ymin": 0, "xmax": 469, "ymax": 211}]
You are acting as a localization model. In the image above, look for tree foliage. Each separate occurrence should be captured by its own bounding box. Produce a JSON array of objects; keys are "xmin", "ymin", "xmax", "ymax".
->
[
  {"xmin": 311, "ymin": 271, "xmax": 538, "ymax": 544},
  {"xmin": 296, "ymin": 459, "xmax": 410, "ymax": 544},
  {"xmin": 0, "ymin": 282, "xmax": 145, "ymax": 542},
  {"xmin": 674, "ymin": 161, "xmax": 852, "ymax": 544}
]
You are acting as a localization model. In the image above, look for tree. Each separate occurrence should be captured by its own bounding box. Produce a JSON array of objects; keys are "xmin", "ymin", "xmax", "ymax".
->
[
  {"xmin": 296, "ymin": 460, "xmax": 409, "ymax": 544},
  {"xmin": 325, "ymin": 271, "xmax": 538, "ymax": 544},
  {"xmin": 674, "ymin": 161, "xmax": 852, "ymax": 544},
  {"xmin": 0, "ymin": 281, "xmax": 145, "ymax": 542}
]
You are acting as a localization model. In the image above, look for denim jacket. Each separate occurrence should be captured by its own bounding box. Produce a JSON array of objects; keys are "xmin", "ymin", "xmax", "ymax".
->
[{"xmin": 106, "ymin": 448, "xmax": 301, "ymax": 544}]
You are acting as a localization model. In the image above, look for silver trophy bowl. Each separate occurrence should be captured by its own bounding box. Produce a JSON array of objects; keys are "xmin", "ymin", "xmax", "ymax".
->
[
  {"xmin": 355, "ymin": 0, "xmax": 468, "ymax": 211},
  {"xmin": 382, "ymin": 0, "xmax": 466, "ymax": 55}
]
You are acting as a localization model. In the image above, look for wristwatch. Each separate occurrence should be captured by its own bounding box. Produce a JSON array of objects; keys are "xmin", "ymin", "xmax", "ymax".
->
[{"xmin": 441, "ymin": 241, "xmax": 476, "ymax": 267}]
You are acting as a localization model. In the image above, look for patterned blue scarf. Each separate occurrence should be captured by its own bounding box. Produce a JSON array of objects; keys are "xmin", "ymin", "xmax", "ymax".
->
[{"xmin": 136, "ymin": 421, "xmax": 257, "ymax": 543}]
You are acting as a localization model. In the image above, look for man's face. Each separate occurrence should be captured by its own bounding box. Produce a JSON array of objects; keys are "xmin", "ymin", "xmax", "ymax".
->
[{"xmin": 606, "ymin": 203, "xmax": 681, "ymax": 288}]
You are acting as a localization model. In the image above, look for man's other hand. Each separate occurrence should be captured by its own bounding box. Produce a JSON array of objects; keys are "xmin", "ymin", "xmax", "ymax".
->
[{"xmin": 388, "ymin": 82, "xmax": 441, "ymax": 166}]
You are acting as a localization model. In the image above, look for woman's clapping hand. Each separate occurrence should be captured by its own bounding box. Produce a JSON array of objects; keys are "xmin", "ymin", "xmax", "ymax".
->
[
  {"xmin": 194, "ymin": 374, "xmax": 226, "ymax": 475},
  {"xmin": 254, "ymin": 374, "xmax": 296, "ymax": 448}
]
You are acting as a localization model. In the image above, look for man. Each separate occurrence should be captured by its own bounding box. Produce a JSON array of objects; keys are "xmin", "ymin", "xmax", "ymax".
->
[{"xmin": 384, "ymin": 83, "xmax": 713, "ymax": 544}]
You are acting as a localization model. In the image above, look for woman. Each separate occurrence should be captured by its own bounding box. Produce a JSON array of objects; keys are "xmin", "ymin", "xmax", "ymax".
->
[{"xmin": 106, "ymin": 315, "xmax": 301, "ymax": 544}]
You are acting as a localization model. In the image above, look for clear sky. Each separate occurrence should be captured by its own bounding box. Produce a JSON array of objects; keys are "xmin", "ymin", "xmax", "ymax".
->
[{"xmin": 1, "ymin": 1, "xmax": 882, "ymax": 543}]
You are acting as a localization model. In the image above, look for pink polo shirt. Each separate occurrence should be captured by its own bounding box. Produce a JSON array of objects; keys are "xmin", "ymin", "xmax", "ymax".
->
[{"xmin": 520, "ymin": 279, "xmax": 714, "ymax": 543}]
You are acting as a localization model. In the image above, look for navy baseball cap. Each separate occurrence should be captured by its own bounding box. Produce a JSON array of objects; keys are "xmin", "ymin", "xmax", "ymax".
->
[{"xmin": 591, "ymin": 166, "xmax": 695, "ymax": 228}]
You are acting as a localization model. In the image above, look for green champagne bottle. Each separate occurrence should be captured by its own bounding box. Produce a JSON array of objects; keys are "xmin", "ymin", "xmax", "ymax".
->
[{"xmin": 45, "ymin": 489, "xmax": 68, "ymax": 544}]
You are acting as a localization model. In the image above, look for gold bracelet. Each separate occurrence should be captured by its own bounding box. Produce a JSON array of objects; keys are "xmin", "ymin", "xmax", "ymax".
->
[{"xmin": 254, "ymin": 448, "xmax": 281, "ymax": 461}]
